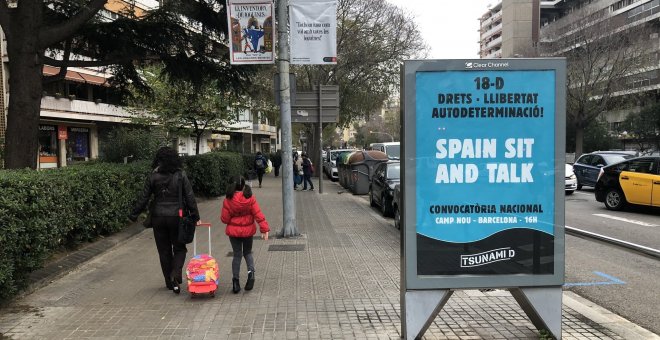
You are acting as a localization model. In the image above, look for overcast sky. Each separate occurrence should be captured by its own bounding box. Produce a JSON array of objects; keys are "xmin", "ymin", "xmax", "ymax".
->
[{"xmin": 385, "ymin": 0, "xmax": 495, "ymax": 59}]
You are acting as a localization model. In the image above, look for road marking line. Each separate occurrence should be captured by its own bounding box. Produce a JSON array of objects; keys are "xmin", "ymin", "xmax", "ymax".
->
[
  {"xmin": 564, "ymin": 271, "xmax": 626, "ymax": 287},
  {"xmin": 592, "ymin": 214, "xmax": 658, "ymax": 227}
]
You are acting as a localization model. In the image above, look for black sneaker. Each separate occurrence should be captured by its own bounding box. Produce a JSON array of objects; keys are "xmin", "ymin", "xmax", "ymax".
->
[{"xmin": 245, "ymin": 271, "xmax": 255, "ymax": 291}]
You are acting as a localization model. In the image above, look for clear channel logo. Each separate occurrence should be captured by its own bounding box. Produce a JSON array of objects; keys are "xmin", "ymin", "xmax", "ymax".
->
[
  {"xmin": 465, "ymin": 61, "xmax": 510, "ymax": 69},
  {"xmin": 460, "ymin": 247, "xmax": 516, "ymax": 267}
]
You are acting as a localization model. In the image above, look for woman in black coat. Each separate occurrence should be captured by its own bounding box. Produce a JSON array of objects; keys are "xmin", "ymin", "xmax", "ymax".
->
[{"xmin": 129, "ymin": 147, "xmax": 200, "ymax": 294}]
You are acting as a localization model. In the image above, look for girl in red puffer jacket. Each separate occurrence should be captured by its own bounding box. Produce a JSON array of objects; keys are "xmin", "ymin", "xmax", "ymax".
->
[{"xmin": 221, "ymin": 176, "xmax": 270, "ymax": 293}]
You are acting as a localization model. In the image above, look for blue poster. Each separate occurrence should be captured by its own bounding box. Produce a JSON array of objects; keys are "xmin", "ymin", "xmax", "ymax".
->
[{"xmin": 415, "ymin": 70, "xmax": 555, "ymax": 275}]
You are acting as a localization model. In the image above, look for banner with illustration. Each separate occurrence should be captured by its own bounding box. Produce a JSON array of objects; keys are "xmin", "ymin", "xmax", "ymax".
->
[
  {"xmin": 415, "ymin": 70, "xmax": 556, "ymax": 276},
  {"xmin": 227, "ymin": 0, "xmax": 275, "ymax": 64},
  {"xmin": 290, "ymin": 0, "xmax": 337, "ymax": 64}
]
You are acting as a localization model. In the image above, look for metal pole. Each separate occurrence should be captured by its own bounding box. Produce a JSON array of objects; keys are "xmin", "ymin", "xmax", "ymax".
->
[
  {"xmin": 277, "ymin": 0, "xmax": 298, "ymax": 237},
  {"xmin": 318, "ymin": 83, "xmax": 323, "ymax": 194}
]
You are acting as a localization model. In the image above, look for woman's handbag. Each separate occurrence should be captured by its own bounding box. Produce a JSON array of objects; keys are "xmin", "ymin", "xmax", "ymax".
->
[{"xmin": 177, "ymin": 172, "xmax": 196, "ymax": 244}]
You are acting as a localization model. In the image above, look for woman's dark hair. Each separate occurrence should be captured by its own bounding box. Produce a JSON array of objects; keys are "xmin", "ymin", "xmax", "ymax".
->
[
  {"xmin": 152, "ymin": 146, "xmax": 182, "ymax": 173},
  {"xmin": 225, "ymin": 176, "xmax": 252, "ymax": 199}
]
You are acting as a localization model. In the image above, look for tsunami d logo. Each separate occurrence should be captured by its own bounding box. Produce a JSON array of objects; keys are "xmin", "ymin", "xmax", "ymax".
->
[{"xmin": 460, "ymin": 247, "xmax": 516, "ymax": 267}]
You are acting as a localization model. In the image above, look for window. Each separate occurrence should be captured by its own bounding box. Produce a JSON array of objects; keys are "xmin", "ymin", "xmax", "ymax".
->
[
  {"xmin": 627, "ymin": 158, "xmax": 655, "ymax": 174},
  {"xmin": 577, "ymin": 155, "xmax": 593, "ymax": 165},
  {"xmin": 66, "ymin": 127, "xmax": 90, "ymax": 163},
  {"xmin": 39, "ymin": 125, "xmax": 57, "ymax": 157}
]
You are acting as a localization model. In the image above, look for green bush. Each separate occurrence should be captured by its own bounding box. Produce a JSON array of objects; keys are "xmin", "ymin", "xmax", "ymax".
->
[
  {"xmin": 183, "ymin": 152, "xmax": 245, "ymax": 197},
  {"xmin": 99, "ymin": 127, "xmax": 166, "ymax": 163},
  {"xmin": 0, "ymin": 162, "xmax": 150, "ymax": 302}
]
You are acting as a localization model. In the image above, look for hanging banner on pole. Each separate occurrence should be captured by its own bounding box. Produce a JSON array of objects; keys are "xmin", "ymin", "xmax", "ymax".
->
[
  {"xmin": 290, "ymin": 0, "xmax": 337, "ymax": 65},
  {"xmin": 227, "ymin": 0, "xmax": 275, "ymax": 65}
]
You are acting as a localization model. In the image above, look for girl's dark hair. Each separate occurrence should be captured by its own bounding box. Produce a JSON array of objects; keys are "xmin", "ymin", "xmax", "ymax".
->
[
  {"xmin": 152, "ymin": 146, "xmax": 182, "ymax": 173},
  {"xmin": 225, "ymin": 176, "xmax": 252, "ymax": 199}
]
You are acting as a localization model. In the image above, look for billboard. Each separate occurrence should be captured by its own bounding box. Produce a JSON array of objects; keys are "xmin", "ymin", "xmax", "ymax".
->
[
  {"xmin": 290, "ymin": 0, "xmax": 337, "ymax": 64},
  {"xmin": 227, "ymin": 0, "xmax": 275, "ymax": 65},
  {"xmin": 402, "ymin": 59, "xmax": 566, "ymax": 289}
]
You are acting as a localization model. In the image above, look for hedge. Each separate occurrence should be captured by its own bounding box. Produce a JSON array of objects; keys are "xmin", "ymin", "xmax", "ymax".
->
[{"xmin": 0, "ymin": 151, "xmax": 245, "ymax": 303}]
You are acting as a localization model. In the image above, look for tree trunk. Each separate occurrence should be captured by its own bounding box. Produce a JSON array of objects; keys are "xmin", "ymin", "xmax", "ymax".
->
[
  {"xmin": 4, "ymin": 5, "xmax": 44, "ymax": 169},
  {"xmin": 195, "ymin": 133, "xmax": 202, "ymax": 155},
  {"xmin": 574, "ymin": 126, "xmax": 584, "ymax": 160}
]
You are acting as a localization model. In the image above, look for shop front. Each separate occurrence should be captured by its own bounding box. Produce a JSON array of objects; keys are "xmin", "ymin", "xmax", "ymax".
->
[{"xmin": 38, "ymin": 124, "xmax": 59, "ymax": 169}]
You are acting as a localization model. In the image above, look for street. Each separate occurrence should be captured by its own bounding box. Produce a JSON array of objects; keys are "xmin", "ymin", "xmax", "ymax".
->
[{"xmin": 564, "ymin": 189, "xmax": 660, "ymax": 335}]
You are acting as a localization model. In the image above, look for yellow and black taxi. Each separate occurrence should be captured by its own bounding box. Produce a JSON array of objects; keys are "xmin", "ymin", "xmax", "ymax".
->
[{"xmin": 595, "ymin": 156, "xmax": 660, "ymax": 210}]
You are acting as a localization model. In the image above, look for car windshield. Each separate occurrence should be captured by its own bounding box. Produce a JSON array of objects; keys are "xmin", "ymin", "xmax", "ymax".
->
[
  {"xmin": 387, "ymin": 164, "xmax": 401, "ymax": 179},
  {"xmin": 386, "ymin": 145, "xmax": 400, "ymax": 159},
  {"xmin": 602, "ymin": 154, "xmax": 634, "ymax": 164},
  {"xmin": 330, "ymin": 151, "xmax": 346, "ymax": 161}
]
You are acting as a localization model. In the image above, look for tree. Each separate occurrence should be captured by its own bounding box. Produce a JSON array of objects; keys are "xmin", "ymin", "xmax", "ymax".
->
[
  {"xmin": 539, "ymin": 6, "xmax": 654, "ymax": 158},
  {"xmin": 99, "ymin": 126, "xmax": 166, "ymax": 163},
  {"xmin": 0, "ymin": 0, "xmax": 253, "ymax": 169},
  {"xmin": 129, "ymin": 67, "xmax": 238, "ymax": 155},
  {"xmin": 622, "ymin": 103, "xmax": 660, "ymax": 153},
  {"xmin": 292, "ymin": 0, "xmax": 426, "ymax": 165}
]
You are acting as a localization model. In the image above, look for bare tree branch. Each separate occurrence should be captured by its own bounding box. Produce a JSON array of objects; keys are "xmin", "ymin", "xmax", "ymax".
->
[
  {"xmin": 43, "ymin": 39, "xmax": 72, "ymax": 84},
  {"xmin": 39, "ymin": 0, "xmax": 108, "ymax": 48},
  {"xmin": 43, "ymin": 55, "xmax": 138, "ymax": 68}
]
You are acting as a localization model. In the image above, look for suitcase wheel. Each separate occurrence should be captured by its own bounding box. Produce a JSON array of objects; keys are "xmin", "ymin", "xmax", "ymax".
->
[{"xmin": 210, "ymin": 291, "xmax": 215, "ymax": 298}]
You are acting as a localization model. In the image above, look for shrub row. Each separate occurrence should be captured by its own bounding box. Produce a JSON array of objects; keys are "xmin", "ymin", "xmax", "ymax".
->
[{"xmin": 0, "ymin": 151, "xmax": 246, "ymax": 303}]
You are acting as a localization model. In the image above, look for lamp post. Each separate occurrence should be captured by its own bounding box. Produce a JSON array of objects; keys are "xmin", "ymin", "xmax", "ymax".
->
[{"xmin": 369, "ymin": 131, "xmax": 394, "ymax": 142}]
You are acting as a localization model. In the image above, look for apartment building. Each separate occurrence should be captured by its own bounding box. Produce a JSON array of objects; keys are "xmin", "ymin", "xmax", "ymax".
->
[
  {"xmin": 479, "ymin": 0, "xmax": 660, "ymax": 147},
  {"xmin": 0, "ymin": 0, "xmax": 278, "ymax": 169}
]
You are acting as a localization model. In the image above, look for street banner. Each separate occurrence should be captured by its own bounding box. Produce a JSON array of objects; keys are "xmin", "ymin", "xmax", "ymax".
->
[
  {"xmin": 402, "ymin": 59, "xmax": 566, "ymax": 289},
  {"xmin": 290, "ymin": 0, "xmax": 337, "ymax": 64},
  {"xmin": 227, "ymin": 0, "xmax": 275, "ymax": 65}
]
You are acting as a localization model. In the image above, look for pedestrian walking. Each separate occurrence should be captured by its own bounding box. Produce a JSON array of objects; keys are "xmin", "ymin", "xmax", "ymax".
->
[
  {"xmin": 301, "ymin": 152, "xmax": 314, "ymax": 191},
  {"xmin": 254, "ymin": 151, "xmax": 268, "ymax": 188},
  {"xmin": 272, "ymin": 151, "xmax": 282, "ymax": 177},
  {"xmin": 221, "ymin": 176, "xmax": 270, "ymax": 294},
  {"xmin": 294, "ymin": 152, "xmax": 303, "ymax": 190},
  {"xmin": 129, "ymin": 146, "xmax": 200, "ymax": 294}
]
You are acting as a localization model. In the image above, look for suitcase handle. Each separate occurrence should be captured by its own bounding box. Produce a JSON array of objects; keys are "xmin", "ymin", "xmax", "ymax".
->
[{"xmin": 194, "ymin": 221, "xmax": 212, "ymax": 256}]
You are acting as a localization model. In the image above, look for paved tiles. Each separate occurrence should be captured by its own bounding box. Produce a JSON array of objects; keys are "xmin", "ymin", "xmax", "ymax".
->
[{"xmin": 0, "ymin": 175, "xmax": 652, "ymax": 339}]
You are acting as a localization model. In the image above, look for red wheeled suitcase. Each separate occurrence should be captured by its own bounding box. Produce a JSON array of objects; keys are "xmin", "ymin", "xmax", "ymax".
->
[{"xmin": 186, "ymin": 222, "xmax": 218, "ymax": 297}]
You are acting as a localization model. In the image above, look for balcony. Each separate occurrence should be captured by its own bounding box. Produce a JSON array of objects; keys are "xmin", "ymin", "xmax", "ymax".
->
[
  {"xmin": 40, "ymin": 96, "xmax": 132, "ymax": 122},
  {"xmin": 485, "ymin": 36, "xmax": 503, "ymax": 49},
  {"xmin": 253, "ymin": 123, "xmax": 277, "ymax": 135},
  {"xmin": 481, "ymin": 22, "xmax": 503, "ymax": 40}
]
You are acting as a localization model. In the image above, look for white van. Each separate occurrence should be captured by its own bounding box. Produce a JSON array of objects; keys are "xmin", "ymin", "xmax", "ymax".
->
[{"xmin": 369, "ymin": 142, "xmax": 400, "ymax": 160}]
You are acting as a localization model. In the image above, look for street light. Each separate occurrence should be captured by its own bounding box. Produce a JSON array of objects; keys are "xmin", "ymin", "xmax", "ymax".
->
[{"xmin": 369, "ymin": 131, "xmax": 394, "ymax": 142}]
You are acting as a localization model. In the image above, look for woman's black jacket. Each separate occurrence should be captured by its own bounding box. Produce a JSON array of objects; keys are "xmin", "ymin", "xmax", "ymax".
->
[{"xmin": 130, "ymin": 169, "xmax": 200, "ymax": 221}]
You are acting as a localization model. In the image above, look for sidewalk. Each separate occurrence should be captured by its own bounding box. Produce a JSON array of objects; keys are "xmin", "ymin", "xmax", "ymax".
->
[{"xmin": 0, "ymin": 174, "xmax": 657, "ymax": 339}]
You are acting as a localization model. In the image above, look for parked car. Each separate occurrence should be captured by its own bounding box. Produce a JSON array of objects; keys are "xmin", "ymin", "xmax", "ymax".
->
[
  {"xmin": 595, "ymin": 156, "xmax": 660, "ymax": 210},
  {"xmin": 573, "ymin": 151, "xmax": 636, "ymax": 189},
  {"xmin": 565, "ymin": 164, "xmax": 577, "ymax": 195},
  {"xmin": 392, "ymin": 184, "xmax": 401, "ymax": 229},
  {"xmin": 323, "ymin": 149, "xmax": 354, "ymax": 181},
  {"xmin": 369, "ymin": 161, "xmax": 400, "ymax": 217},
  {"xmin": 369, "ymin": 142, "xmax": 400, "ymax": 160}
]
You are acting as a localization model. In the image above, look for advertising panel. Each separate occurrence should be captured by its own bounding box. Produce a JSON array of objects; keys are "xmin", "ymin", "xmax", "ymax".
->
[
  {"xmin": 227, "ymin": 0, "xmax": 275, "ymax": 65},
  {"xmin": 290, "ymin": 0, "xmax": 337, "ymax": 65},
  {"xmin": 402, "ymin": 59, "xmax": 565, "ymax": 289}
]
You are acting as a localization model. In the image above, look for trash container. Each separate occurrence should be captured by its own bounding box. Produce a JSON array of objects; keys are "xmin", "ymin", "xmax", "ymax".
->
[
  {"xmin": 347, "ymin": 150, "xmax": 388, "ymax": 195},
  {"xmin": 338, "ymin": 151, "xmax": 356, "ymax": 189}
]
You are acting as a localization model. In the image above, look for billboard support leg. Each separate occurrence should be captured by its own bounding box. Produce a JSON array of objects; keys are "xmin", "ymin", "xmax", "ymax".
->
[
  {"xmin": 403, "ymin": 290, "xmax": 453, "ymax": 340},
  {"xmin": 510, "ymin": 286, "xmax": 563, "ymax": 339}
]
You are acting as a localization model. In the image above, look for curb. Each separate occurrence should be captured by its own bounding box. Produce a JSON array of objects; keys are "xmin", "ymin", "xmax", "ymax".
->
[
  {"xmin": 22, "ymin": 222, "xmax": 148, "ymax": 298},
  {"xmin": 563, "ymin": 290, "xmax": 659, "ymax": 339}
]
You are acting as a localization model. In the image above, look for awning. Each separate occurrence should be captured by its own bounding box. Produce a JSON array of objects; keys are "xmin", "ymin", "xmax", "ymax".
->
[{"xmin": 43, "ymin": 66, "xmax": 110, "ymax": 87}]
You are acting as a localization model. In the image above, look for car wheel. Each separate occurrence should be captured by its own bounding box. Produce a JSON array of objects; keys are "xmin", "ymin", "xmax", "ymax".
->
[
  {"xmin": 604, "ymin": 188, "xmax": 626, "ymax": 211},
  {"xmin": 370, "ymin": 188, "xmax": 377, "ymax": 207},
  {"xmin": 394, "ymin": 205, "xmax": 401, "ymax": 230},
  {"xmin": 565, "ymin": 190, "xmax": 574, "ymax": 195},
  {"xmin": 381, "ymin": 195, "xmax": 393, "ymax": 217}
]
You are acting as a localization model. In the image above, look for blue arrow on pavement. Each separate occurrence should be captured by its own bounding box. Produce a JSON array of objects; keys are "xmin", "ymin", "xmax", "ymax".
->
[{"xmin": 564, "ymin": 271, "xmax": 626, "ymax": 287}]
